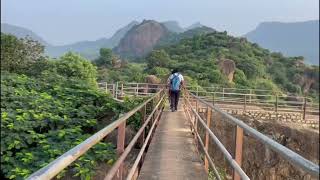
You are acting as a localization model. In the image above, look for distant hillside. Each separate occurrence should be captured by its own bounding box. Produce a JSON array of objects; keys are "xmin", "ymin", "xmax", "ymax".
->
[
  {"xmin": 156, "ymin": 26, "xmax": 216, "ymax": 47},
  {"xmin": 245, "ymin": 20, "xmax": 319, "ymax": 65},
  {"xmin": 47, "ymin": 21, "xmax": 139, "ymax": 59},
  {"xmin": 185, "ymin": 22, "xmax": 204, "ymax": 31},
  {"xmin": 161, "ymin": 21, "xmax": 184, "ymax": 33},
  {"xmin": 1, "ymin": 23, "xmax": 50, "ymax": 46},
  {"xmin": 1, "ymin": 21, "xmax": 139, "ymax": 60}
]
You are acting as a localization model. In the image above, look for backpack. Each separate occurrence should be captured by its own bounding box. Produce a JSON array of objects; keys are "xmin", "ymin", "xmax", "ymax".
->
[{"xmin": 170, "ymin": 73, "xmax": 181, "ymax": 91}]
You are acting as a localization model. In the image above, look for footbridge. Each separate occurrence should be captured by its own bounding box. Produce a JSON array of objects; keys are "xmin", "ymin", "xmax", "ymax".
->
[{"xmin": 27, "ymin": 83, "xmax": 319, "ymax": 180}]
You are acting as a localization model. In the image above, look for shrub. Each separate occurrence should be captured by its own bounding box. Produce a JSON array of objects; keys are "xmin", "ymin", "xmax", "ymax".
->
[
  {"xmin": 1, "ymin": 72, "xmax": 118, "ymax": 179},
  {"xmin": 55, "ymin": 52, "xmax": 98, "ymax": 86}
]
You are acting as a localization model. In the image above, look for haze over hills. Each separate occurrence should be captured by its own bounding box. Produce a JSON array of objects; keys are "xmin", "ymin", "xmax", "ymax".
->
[
  {"xmin": 1, "ymin": 23, "xmax": 49, "ymax": 46},
  {"xmin": 1, "ymin": 20, "xmax": 319, "ymax": 64},
  {"xmin": 46, "ymin": 21, "xmax": 139, "ymax": 59},
  {"xmin": 245, "ymin": 20, "xmax": 319, "ymax": 65}
]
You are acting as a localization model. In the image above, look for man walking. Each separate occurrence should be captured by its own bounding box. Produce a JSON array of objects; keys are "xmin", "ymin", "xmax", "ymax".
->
[{"xmin": 167, "ymin": 69, "xmax": 184, "ymax": 112}]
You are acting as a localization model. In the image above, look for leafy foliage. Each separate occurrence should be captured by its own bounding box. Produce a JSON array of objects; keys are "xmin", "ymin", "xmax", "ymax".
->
[
  {"xmin": 1, "ymin": 72, "xmax": 118, "ymax": 179},
  {"xmin": 54, "ymin": 52, "xmax": 98, "ymax": 86},
  {"xmin": 1, "ymin": 33, "xmax": 46, "ymax": 74},
  {"xmin": 144, "ymin": 31, "xmax": 319, "ymax": 98}
]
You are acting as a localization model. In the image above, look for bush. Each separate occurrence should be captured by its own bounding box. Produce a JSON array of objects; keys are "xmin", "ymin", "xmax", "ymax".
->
[
  {"xmin": 1, "ymin": 33, "xmax": 45, "ymax": 75},
  {"xmin": 55, "ymin": 52, "xmax": 98, "ymax": 86},
  {"xmin": 149, "ymin": 67, "xmax": 170, "ymax": 81},
  {"xmin": 146, "ymin": 50, "xmax": 170, "ymax": 69},
  {"xmin": 233, "ymin": 69, "xmax": 251, "ymax": 87},
  {"xmin": 1, "ymin": 72, "xmax": 118, "ymax": 179}
]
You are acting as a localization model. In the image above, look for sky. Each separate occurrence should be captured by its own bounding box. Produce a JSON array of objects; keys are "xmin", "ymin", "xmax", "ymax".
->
[{"xmin": 1, "ymin": 0, "xmax": 319, "ymax": 46}]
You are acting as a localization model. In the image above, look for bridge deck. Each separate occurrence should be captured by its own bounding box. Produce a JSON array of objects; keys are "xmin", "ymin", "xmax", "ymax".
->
[{"xmin": 138, "ymin": 104, "xmax": 207, "ymax": 180}]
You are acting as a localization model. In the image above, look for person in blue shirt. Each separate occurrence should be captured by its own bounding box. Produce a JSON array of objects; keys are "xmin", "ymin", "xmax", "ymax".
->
[{"xmin": 167, "ymin": 69, "xmax": 184, "ymax": 112}]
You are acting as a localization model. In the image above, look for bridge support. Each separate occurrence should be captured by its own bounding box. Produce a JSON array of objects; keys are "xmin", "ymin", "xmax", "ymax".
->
[
  {"xmin": 204, "ymin": 106, "xmax": 212, "ymax": 173},
  {"xmin": 116, "ymin": 121, "xmax": 126, "ymax": 180},
  {"xmin": 233, "ymin": 126, "xmax": 244, "ymax": 180}
]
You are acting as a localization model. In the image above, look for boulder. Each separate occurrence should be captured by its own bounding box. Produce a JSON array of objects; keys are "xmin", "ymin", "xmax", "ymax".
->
[
  {"xmin": 144, "ymin": 75, "xmax": 161, "ymax": 93},
  {"xmin": 218, "ymin": 58, "xmax": 236, "ymax": 82}
]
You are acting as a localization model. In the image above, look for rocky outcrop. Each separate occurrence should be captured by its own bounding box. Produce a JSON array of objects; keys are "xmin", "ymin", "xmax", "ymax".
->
[
  {"xmin": 218, "ymin": 58, "xmax": 236, "ymax": 82},
  {"xmin": 294, "ymin": 67, "xmax": 319, "ymax": 94},
  {"xmin": 143, "ymin": 75, "xmax": 161, "ymax": 93},
  {"xmin": 114, "ymin": 20, "xmax": 169, "ymax": 58},
  {"xmin": 145, "ymin": 75, "xmax": 160, "ymax": 84}
]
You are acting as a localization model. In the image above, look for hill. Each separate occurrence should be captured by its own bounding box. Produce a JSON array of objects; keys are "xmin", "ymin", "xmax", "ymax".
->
[
  {"xmin": 114, "ymin": 20, "xmax": 216, "ymax": 60},
  {"xmin": 1, "ymin": 21, "xmax": 139, "ymax": 60},
  {"xmin": 145, "ymin": 31, "xmax": 319, "ymax": 98},
  {"xmin": 161, "ymin": 21, "xmax": 184, "ymax": 33},
  {"xmin": 47, "ymin": 21, "xmax": 139, "ymax": 59},
  {"xmin": 245, "ymin": 20, "xmax": 319, "ymax": 65},
  {"xmin": 114, "ymin": 20, "xmax": 170, "ymax": 59},
  {"xmin": 1, "ymin": 23, "xmax": 50, "ymax": 46}
]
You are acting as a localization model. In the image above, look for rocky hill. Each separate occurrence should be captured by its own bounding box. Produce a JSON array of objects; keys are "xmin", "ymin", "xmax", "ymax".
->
[
  {"xmin": 245, "ymin": 20, "xmax": 319, "ymax": 65},
  {"xmin": 114, "ymin": 20, "xmax": 170, "ymax": 59},
  {"xmin": 146, "ymin": 30, "xmax": 319, "ymax": 98}
]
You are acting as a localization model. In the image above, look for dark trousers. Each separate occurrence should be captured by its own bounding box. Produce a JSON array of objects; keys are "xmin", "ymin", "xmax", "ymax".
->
[{"xmin": 170, "ymin": 90, "xmax": 180, "ymax": 110}]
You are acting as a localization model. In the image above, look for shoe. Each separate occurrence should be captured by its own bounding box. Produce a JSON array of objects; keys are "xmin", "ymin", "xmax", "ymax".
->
[{"xmin": 171, "ymin": 109, "xmax": 175, "ymax": 112}]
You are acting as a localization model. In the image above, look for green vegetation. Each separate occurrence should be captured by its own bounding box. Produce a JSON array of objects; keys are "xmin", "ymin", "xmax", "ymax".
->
[
  {"xmin": 145, "ymin": 31, "xmax": 319, "ymax": 98},
  {"xmin": 0, "ymin": 33, "xmax": 145, "ymax": 180}
]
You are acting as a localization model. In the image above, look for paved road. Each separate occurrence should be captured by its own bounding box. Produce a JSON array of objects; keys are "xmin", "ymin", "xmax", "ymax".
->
[{"xmin": 138, "ymin": 105, "xmax": 207, "ymax": 180}]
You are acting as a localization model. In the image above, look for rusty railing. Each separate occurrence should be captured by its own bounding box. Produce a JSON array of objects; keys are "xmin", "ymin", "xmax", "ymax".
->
[
  {"xmin": 27, "ymin": 89, "xmax": 166, "ymax": 180},
  {"xmin": 183, "ymin": 89, "xmax": 319, "ymax": 180}
]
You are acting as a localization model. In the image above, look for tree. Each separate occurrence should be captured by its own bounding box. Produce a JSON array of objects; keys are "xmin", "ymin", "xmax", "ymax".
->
[
  {"xmin": 146, "ymin": 50, "xmax": 170, "ymax": 69},
  {"xmin": 94, "ymin": 48, "xmax": 113, "ymax": 67},
  {"xmin": 234, "ymin": 69, "xmax": 251, "ymax": 87},
  {"xmin": 1, "ymin": 33, "xmax": 45, "ymax": 74},
  {"xmin": 55, "ymin": 52, "xmax": 97, "ymax": 86}
]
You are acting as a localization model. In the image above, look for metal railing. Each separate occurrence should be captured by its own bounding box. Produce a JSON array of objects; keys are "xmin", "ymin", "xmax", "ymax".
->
[
  {"xmin": 27, "ymin": 89, "xmax": 166, "ymax": 180},
  {"xmin": 98, "ymin": 82, "xmax": 319, "ymax": 121},
  {"xmin": 182, "ymin": 89, "xmax": 319, "ymax": 180},
  {"xmin": 98, "ymin": 82, "xmax": 165, "ymax": 99},
  {"xmin": 188, "ymin": 89, "xmax": 319, "ymax": 121}
]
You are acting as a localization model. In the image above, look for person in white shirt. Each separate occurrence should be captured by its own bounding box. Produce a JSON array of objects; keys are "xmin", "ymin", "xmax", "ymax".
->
[{"xmin": 167, "ymin": 69, "xmax": 184, "ymax": 112}]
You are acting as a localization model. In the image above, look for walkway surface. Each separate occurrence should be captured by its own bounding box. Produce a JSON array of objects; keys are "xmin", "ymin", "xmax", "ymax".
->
[{"xmin": 138, "ymin": 104, "xmax": 207, "ymax": 180}]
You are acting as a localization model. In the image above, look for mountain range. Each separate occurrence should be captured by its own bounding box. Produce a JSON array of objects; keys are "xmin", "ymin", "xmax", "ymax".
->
[
  {"xmin": 1, "ymin": 20, "xmax": 319, "ymax": 64},
  {"xmin": 244, "ymin": 20, "xmax": 319, "ymax": 65},
  {"xmin": 1, "ymin": 21, "xmax": 204, "ymax": 60}
]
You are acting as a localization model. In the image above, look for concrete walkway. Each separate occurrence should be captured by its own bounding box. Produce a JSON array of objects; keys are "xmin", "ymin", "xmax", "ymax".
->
[{"xmin": 138, "ymin": 104, "xmax": 207, "ymax": 180}]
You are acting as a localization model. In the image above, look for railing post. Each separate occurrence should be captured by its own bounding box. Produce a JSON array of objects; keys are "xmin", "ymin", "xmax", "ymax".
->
[
  {"xmin": 194, "ymin": 99, "xmax": 199, "ymax": 147},
  {"xmin": 196, "ymin": 86, "xmax": 199, "ymax": 96},
  {"xmin": 121, "ymin": 83, "xmax": 124, "ymax": 97},
  {"xmin": 204, "ymin": 106, "xmax": 212, "ymax": 173},
  {"xmin": 222, "ymin": 88, "xmax": 225, "ymax": 101},
  {"xmin": 116, "ymin": 121, "xmax": 126, "ymax": 180},
  {"xmin": 249, "ymin": 89, "xmax": 252, "ymax": 103},
  {"xmin": 116, "ymin": 82, "xmax": 119, "ymax": 99},
  {"xmin": 147, "ymin": 84, "xmax": 149, "ymax": 94},
  {"xmin": 244, "ymin": 95, "xmax": 246, "ymax": 112},
  {"xmin": 114, "ymin": 84, "xmax": 116, "ymax": 98},
  {"xmin": 105, "ymin": 82, "xmax": 108, "ymax": 94},
  {"xmin": 303, "ymin": 97, "xmax": 306, "ymax": 120},
  {"xmin": 136, "ymin": 83, "xmax": 139, "ymax": 96},
  {"xmin": 233, "ymin": 125, "xmax": 244, "ymax": 180},
  {"xmin": 275, "ymin": 95, "xmax": 278, "ymax": 120},
  {"xmin": 213, "ymin": 92, "xmax": 215, "ymax": 106},
  {"xmin": 139, "ymin": 105, "xmax": 147, "ymax": 149}
]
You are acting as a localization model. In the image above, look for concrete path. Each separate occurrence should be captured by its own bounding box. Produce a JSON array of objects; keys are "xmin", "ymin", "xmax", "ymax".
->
[{"xmin": 138, "ymin": 104, "xmax": 207, "ymax": 180}]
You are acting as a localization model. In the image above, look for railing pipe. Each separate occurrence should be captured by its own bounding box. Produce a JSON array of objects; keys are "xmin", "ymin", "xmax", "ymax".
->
[
  {"xmin": 27, "ymin": 90, "xmax": 163, "ymax": 180},
  {"xmin": 190, "ymin": 93, "xmax": 319, "ymax": 177}
]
